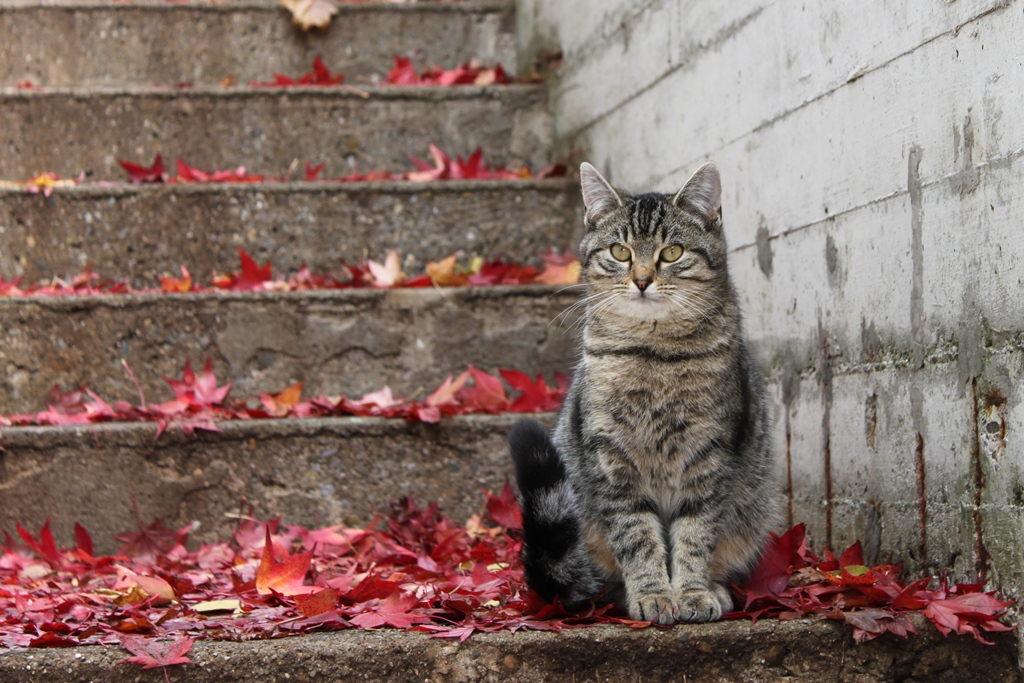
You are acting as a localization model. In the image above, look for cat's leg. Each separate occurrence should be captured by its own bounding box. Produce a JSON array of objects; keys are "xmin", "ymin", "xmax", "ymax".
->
[
  {"xmin": 597, "ymin": 495, "xmax": 677, "ymax": 625},
  {"xmin": 667, "ymin": 510, "xmax": 726, "ymax": 622}
]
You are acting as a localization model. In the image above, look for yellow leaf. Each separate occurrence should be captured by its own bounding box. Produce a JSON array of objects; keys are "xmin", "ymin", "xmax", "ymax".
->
[
  {"xmin": 426, "ymin": 254, "xmax": 468, "ymax": 287},
  {"xmin": 534, "ymin": 260, "xmax": 580, "ymax": 285},
  {"xmin": 193, "ymin": 599, "xmax": 241, "ymax": 614},
  {"xmin": 126, "ymin": 574, "xmax": 176, "ymax": 605},
  {"xmin": 273, "ymin": 382, "xmax": 304, "ymax": 408},
  {"xmin": 279, "ymin": 0, "xmax": 337, "ymax": 30}
]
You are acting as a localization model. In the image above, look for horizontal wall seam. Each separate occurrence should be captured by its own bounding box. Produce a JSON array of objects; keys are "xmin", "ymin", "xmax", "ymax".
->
[
  {"xmin": 640, "ymin": 0, "xmax": 1017, "ymax": 190},
  {"xmin": 729, "ymin": 144, "xmax": 1024, "ymax": 254}
]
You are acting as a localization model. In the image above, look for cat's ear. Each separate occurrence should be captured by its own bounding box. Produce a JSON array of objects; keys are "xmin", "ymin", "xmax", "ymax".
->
[
  {"xmin": 580, "ymin": 162, "xmax": 623, "ymax": 225},
  {"xmin": 672, "ymin": 162, "xmax": 722, "ymax": 226}
]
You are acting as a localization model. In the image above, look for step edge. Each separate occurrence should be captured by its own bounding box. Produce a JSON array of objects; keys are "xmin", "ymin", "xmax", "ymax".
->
[
  {"xmin": 0, "ymin": 411, "xmax": 550, "ymax": 443},
  {"xmin": 0, "ymin": 82, "xmax": 543, "ymax": 100},
  {"xmin": 0, "ymin": 0, "xmax": 512, "ymax": 14},
  {"xmin": 0, "ymin": 177, "xmax": 577, "ymax": 196},
  {"xmin": 0, "ymin": 285, "xmax": 578, "ymax": 308}
]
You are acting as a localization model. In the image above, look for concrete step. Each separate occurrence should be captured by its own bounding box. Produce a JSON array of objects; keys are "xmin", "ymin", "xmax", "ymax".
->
[
  {"xmin": 0, "ymin": 180, "xmax": 583, "ymax": 283},
  {"xmin": 0, "ymin": 413, "xmax": 555, "ymax": 553},
  {"xmin": 0, "ymin": 0, "xmax": 516, "ymax": 87},
  {"xmin": 0, "ymin": 84, "xmax": 552, "ymax": 180},
  {"xmin": 0, "ymin": 620, "xmax": 1019, "ymax": 682},
  {"xmin": 0, "ymin": 286, "xmax": 580, "ymax": 415}
]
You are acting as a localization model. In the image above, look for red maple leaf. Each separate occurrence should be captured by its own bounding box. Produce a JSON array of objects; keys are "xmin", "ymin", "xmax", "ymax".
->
[
  {"xmin": 468, "ymin": 259, "xmax": 540, "ymax": 285},
  {"xmin": 114, "ymin": 501, "xmax": 194, "ymax": 561},
  {"xmin": 117, "ymin": 154, "xmax": 168, "ymax": 184},
  {"xmin": 348, "ymin": 592, "xmax": 432, "ymax": 629},
  {"xmin": 256, "ymin": 527, "xmax": 315, "ymax": 596},
  {"xmin": 117, "ymin": 635, "xmax": 194, "ymax": 682},
  {"xmin": 304, "ymin": 161, "xmax": 326, "ymax": 181},
  {"xmin": 174, "ymin": 158, "xmax": 264, "ymax": 183},
  {"xmin": 163, "ymin": 358, "xmax": 233, "ymax": 407},
  {"xmin": 740, "ymin": 523, "xmax": 806, "ymax": 608},
  {"xmin": 250, "ymin": 55, "xmax": 344, "ymax": 87},
  {"xmin": 295, "ymin": 587, "xmax": 340, "ymax": 617},
  {"xmin": 456, "ymin": 366, "xmax": 509, "ymax": 412},
  {"xmin": 233, "ymin": 248, "xmax": 274, "ymax": 291},
  {"xmin": 73, "ymin": 522, "xmax": 94, "ymax": 559},
  {"xmin": 484, "ymin": 482, "xmax": 523, "ymax": 531},
  {"xmin": 923, "ymin": 591, "xmax": 1015, "ymax": 644},
  {"xmin": 16, "ymin": 518, "xmax": 62, "ymax": 567},
  {"xmin": 500, "ymin": 369, "xmax": 563, "ymax": 412},
  {"xmin": 384, "ymin": 56, "xmax": 420, "ymax": 85}
]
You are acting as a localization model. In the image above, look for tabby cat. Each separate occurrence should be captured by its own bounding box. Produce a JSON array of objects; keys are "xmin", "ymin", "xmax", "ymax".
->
[{"xmin": 509, "ymin": 162, "xmax": 781, "ymax": 624}]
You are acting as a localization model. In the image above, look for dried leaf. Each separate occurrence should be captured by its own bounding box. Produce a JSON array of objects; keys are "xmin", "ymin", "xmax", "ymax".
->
[
  {"xmin": 117, "ymin": 635, "xmax": 194, "ymax": 671},
  {"xmin": 256, "ymin": 528, "xmax": 314, "ymax": 596},
  {"xmin": 279, "ymin": 0, "xmax": 337, "ymax": 30}
]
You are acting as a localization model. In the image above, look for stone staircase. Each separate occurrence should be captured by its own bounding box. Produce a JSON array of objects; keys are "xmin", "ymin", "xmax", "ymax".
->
[
  {"xmin": 0, "ymin": 1, "xmax": 1020, "ymax": 680},
  {"xmin": 0, "ymin": 0, "xmax": 581, "ymax": 541}
]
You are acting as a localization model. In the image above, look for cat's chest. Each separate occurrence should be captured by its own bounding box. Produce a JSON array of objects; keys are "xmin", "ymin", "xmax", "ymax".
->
[{"xmin": 583, "ymin": 358, "xmax": 723, "ymax": 474}]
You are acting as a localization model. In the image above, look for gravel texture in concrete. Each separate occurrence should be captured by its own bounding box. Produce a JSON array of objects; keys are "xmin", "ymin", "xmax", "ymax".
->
[
  {"xmin": 0, "ymin": 0, "xmax": 515, "ymax": 87},
  {"xmin": 0, "ymin": 180, "xmax": 583, "ymax": 283},
  {"xmin": 0, "ymin": 85, "xmax": 552, "ymax": 179},
  {"xmin": 0, "ymin": 620, "xmax": 1018, "ymax": 682},
  {"xmin": 0, "ymin": 286, "xmax": 580, "ymax": 414},
  {"xmin": 0, "ymin": 413, "xmax": 556, "ymax": 553}
]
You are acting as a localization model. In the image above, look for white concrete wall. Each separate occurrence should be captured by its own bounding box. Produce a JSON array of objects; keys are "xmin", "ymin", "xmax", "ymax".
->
[{"xmin": 519, "ymin": 0, "xmax": 1024, "ymax": 599}]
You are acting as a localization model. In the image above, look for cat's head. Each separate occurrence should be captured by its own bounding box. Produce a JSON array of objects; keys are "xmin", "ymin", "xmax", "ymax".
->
[{"xmin": 577, "ymin": 162, "xmax": 729, "ymax": 322}]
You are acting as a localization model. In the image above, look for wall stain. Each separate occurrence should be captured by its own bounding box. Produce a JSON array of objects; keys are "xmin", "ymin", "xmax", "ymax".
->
[
  {"xmin": 970, "ymin": 378, "xmax": 992, "ymax": 580},
  {"xmin": 864, "ymin": 393, "xmax": 878, "ymax": 450},
  {"xmin": 863, "ymin": 502, "xmax": 882, "ymax": 567},
  {"xmin": 949, "ymin": 109, "xmax": 981, "ymax": 197},
  {"xmin": 786, "ymin": 428, "xmax": 794, "ymax": 528},
  {"xmin": 818, "ymin": 317, "xmax": 834, "ymax": 549},
  {"xmin": 908, "ymin": 146, "xmax": 925, "ymax": 370},
  {"xmin": 825, "ymin": 232, "xmax": 840, "ymax": 288},
  {"xmin": 860, "ymin": 318, "xmax": 879, "ymax": 363},
  {"xmin": 914, "ymin": 431, "xmax": 928, "ymax": 571},
  {"xmin": 755, "ymin": 217, "xmax": 773, "ymax": 278}
]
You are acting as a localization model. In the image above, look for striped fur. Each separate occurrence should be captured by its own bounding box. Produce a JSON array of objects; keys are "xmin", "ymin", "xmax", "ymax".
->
[{"xmin": 510, "ymin": 162, "xmax": 782, "ymax": 624}]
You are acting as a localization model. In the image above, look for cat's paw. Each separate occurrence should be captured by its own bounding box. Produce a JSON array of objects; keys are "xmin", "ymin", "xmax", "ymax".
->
[
  {"xmin": 673, "ymin": 589, "xmax": 724, "ymax": 623},
  {"xmin": 711, "ymin": 582, "xmax": 733, "ymax": 613},
  {"xmin": 628, "ymin": 593, "xmax": 678, "ymax": 625}
]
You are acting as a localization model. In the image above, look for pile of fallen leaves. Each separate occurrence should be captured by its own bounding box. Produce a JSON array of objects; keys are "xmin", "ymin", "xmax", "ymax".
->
[
  {"xmin": 0, "ymin": 359, "xmax": 567, "ymax": 433},
  {"xmin": 0, "ymin": 247, "xmax": 580, "ymax": 297},
  {"xmin": 727, "ymin": 524, "xmax": 1013, "ymax": 644},
  {"xmin": 1, "ymin": 491, "xmax": 643, "ymax": 673},
  {"xmin": 0, "ymin": 494, "xmax": 1013, "ymax": 678}
]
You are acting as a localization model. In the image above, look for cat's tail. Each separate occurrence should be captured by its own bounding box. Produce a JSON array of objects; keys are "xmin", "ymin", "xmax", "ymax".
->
[{"xmin": 509, "ymin": 418, "xmax": 602, "ymax": 608}]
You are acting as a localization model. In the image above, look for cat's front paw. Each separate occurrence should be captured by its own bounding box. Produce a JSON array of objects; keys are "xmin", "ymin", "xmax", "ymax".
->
[
  {"xmin": 674, "ymin": 589, "xmax": 724, "ymax": 623},
  {"xmin": 628, "ymin": 593, "xmax": 678, "ymax": 625}
]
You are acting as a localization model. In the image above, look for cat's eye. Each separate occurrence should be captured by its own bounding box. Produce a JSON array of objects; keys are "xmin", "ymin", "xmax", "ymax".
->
[
  {"xmin": 610, "ymin": 244, "xmax": 632, "ymax": 261},
  {"xmin": 660, "ymin": 245, "xmax": 684, "ymax": 262}
]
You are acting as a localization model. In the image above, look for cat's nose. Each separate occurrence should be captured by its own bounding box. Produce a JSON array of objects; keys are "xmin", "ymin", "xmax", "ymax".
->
[{"xmin": 633, "ymin": 277, "xmax": 652, "ymax": 292}]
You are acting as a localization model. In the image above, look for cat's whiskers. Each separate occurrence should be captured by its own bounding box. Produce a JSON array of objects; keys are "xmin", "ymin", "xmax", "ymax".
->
[
  {"xmin": 551, "ymin": 288, "xmax": 615, "ymax": 330},
  {"xmin": 553, "ymin": 283, "xmax": 591, "ymax": 295},
  {"xmin": 569, "ymin": 289, "xmax": 623, "ymax": 333}
]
